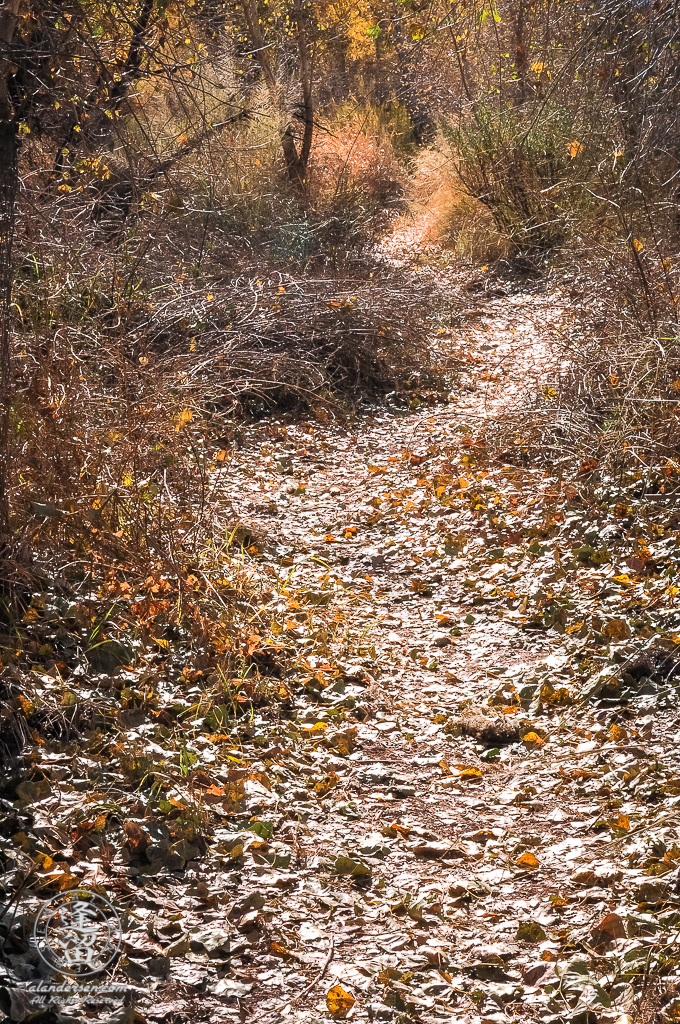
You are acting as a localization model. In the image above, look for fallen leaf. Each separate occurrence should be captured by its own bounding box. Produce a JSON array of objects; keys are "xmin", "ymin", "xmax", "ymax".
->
[
  {"xmin": 591, "ymin": 912, "xmax": 626, "ymax": 947},
  {"xmin": 516, "ymin": 851, "xmax": 540, "ymax": 870},
  {"xmin": 516, "ymin": 920, "xmax": 547, "ymax": 942},
  {"xmin": 522, "ymin": 731, "xmax": 545, "ymax": 749},
  {"xmin": 326, "ymin": 985, "xmax": 355, "ymax": 1019}
]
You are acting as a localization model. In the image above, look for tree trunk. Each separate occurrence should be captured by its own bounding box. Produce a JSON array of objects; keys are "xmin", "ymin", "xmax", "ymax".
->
[
  {"xmin": 50, "ymin": 0, "xmax": 155, "ymax": 181},
  {"xmin": 0, "ymin": 0, "xmax": 21, "ymax": 541},
  {"xmin": 390, "ymin": 10, "xmax": 436, "ymax": 146},
  {"xmin": 514, "ymin": 0, "xmax": 527, "ymax": 105},
  {"xmin": 240, "ymin": 0, "xmax": 313, "ymax": 188}
]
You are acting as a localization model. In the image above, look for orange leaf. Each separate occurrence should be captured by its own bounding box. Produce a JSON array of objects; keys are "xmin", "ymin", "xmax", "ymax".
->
[
  {"xmin": 270, "ymin": 941, "xmax": 295, "ymax": 960},
  {"xmin": 516, "ymin": 851, "xmax": 540, "ymax": 870}
]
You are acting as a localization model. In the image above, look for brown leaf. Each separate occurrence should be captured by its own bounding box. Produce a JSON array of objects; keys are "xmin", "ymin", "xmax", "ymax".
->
[
  {"xmin": 123, "ymin": 820, "xmax": 150, "ymax": 855},
  {"xmin": 591, "ymin": 912, "xmax": 626, "ymax": 948}
]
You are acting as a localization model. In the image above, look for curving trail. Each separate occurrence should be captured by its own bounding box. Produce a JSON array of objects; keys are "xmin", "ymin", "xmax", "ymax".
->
[{"xmin": 188, "ymin": 286, "xmax": 680, "ymax": 1024}]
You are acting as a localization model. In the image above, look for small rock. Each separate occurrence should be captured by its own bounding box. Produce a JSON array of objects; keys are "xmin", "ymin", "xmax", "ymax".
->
[
  {"xmin": 412, "ymin": 841, "xmax": 454, "ymax": 860},
  {"xmin": 389, "ymin": 784, "xmax": 416, "ymax": 798}
]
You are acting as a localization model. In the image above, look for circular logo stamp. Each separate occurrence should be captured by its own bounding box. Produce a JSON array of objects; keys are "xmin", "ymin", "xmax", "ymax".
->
[{"xmin": 33, "ymin": 888, "xmax": 121, "ymax": 977}]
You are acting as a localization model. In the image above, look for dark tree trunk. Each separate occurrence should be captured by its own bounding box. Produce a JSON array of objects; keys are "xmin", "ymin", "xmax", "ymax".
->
[
  {"xmin": 391, "ymin": 16, "xmax": 436, "ymax": 147},
  {"xmin": 0, "ymin": 120, "xmax": 16, "ymax": 541},
  {"xmin": 240, "ymin": 0, "xmax": 314, "ymax": 189},
  {"xmin": 0, "ymin": 0, "xmax": 21, "ymax": 541}
]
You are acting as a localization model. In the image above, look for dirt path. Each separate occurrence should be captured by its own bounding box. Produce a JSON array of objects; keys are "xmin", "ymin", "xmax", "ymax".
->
[
  {"xmin": 7, "ymin": 286, "xmax": 680, "ymax": 1024},
  {"xmin": 189, "ymin": 290, "xmax": 680, "ymax": 1024}
]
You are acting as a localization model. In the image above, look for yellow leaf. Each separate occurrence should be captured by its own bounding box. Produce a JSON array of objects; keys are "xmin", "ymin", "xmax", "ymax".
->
[
  {"xmin": 301, "ymin": 722, "xmax": 327, "ymax": 735},
  {"xmin": 326, "ymin": 985, "xmax": 355, "ymax": 1019},
  {"xmin": 567, "ymin": 139, "xmax": 583, "ymax": 158},
  {"xmin": 516, "ymin": 851, "xmax": 540, "ymax": 870},
  {"xmin": 632, "ymin": 238, "xmax": 644, "ymax": 253},
  {"xmin": 531, "ymin": 61, "xmax": 544, "ymax": 72},
  {"xmin": 522, "ymin": 731, "xmax": 545, "ymax": 749},
  {"xmin": 216, "ymin": 450, "xmax": 227, "ymax": 461},
  {"xmin": 176, "ymin": 409, "xmax": 193, "ymax": 431}
]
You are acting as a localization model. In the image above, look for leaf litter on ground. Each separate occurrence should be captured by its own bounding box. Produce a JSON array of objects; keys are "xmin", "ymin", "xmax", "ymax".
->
[{"xmin": 3, "ymin": 279, "xmax": 680, "ymax": 1023}]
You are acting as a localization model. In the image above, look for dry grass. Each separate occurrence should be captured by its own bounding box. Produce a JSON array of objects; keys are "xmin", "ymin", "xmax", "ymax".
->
[{"xmin": 383, "ymin": 141, "xmax": 508, "ymax": 261}]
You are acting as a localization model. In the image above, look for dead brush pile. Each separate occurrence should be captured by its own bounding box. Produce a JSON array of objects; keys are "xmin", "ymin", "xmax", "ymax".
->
[
  {"xmin": 1, "ymin": 232, "xmax": 442, "ymax": 751},
  {"xmin": 12, "ymin": 260, "xmax": 439, "ymax": 545}
]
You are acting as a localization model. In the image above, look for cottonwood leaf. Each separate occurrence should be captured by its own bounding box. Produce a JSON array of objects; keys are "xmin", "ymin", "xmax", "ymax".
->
[
  {"xmin": 326, "ymin": 985, "xmax": 355, "ymax": 1018},
  {"xmin": 516, "ymin": 851, "xmax": 540, "ymax": 870}
]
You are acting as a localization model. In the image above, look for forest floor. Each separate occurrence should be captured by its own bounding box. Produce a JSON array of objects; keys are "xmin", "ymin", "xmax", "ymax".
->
[{"xmin": 4, "ymin": 260, "xmax": 680, "ymax": 1024}]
